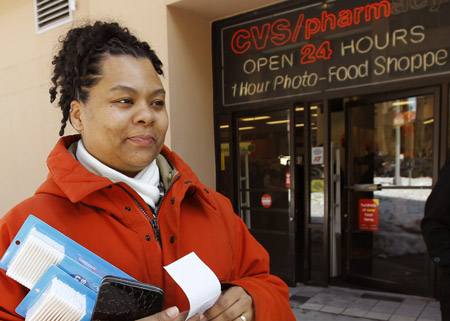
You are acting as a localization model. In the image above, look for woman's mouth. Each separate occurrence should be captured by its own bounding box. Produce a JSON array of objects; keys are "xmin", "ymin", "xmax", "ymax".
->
[{"xmin": 129, "ymin": 135, "xmax": 155, "ymax": 146}]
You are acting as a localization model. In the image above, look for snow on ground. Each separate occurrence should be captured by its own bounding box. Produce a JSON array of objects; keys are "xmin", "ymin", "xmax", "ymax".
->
[{"xmin": 372, "ymin": 177, "xmax": 431, "ymax": 257}]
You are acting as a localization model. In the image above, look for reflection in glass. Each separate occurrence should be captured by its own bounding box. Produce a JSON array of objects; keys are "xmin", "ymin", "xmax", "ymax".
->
[{"xmin": 352, "ymin": 95, "xmax": 433, "ymax": 187}]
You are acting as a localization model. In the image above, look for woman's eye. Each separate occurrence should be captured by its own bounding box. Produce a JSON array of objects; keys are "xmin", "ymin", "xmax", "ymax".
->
[
  {"xmin": 118, "ymin": 98, "xmax": 133, "ymax": 104},
  {"xmin": 151, "ymin": 100, "xmax": 165, "ymax": 108}
]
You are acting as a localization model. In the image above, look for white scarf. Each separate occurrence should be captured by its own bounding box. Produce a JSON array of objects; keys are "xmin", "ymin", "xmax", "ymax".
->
[{"xmin": 75, "ymin": 140, "xmax": 161, "ymax": 209}]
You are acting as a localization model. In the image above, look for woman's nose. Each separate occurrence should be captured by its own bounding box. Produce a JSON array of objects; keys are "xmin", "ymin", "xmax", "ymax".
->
[{"xmin": 134, "ymin": 102, "xmax": 155, "ymax": 125}]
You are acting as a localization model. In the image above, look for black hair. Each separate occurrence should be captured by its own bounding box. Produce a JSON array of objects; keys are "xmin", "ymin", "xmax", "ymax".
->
[{"xmin": 49, "ymin": 21, "xmax": 164, "ymax": 136}]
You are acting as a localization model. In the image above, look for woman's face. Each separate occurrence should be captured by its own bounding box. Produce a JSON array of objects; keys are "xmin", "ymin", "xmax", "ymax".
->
[{"xmin": 70, "ymin": 55, "xmax": 168, "ymax": 177}]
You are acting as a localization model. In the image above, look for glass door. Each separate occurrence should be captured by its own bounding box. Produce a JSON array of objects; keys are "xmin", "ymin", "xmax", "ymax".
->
[
  {"xmin": 236, "ymin": 109, "xmax": 296, "ymax": 285},
  {"xmin": 345, "ymin": 90, "xmax": 436, "ymax": 296}
]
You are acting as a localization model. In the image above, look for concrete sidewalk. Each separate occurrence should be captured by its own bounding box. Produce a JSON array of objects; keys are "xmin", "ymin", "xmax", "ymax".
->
[{"xmin": 289, "ymin": 284, "xmax": 441, "ymax": 321}]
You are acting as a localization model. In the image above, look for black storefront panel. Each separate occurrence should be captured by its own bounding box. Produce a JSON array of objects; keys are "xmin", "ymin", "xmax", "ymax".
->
[{"xmin": 214, "ymin": 0, "xmax": 450, "ymax": 108}]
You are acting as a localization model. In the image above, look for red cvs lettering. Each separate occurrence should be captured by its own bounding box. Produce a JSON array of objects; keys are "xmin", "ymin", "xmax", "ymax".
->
[{"xmin": 230, "ymin": 0, "xmax": 391, "ymax": 54}]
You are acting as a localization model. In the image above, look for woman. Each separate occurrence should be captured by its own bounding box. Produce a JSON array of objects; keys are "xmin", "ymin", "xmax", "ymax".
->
[{"xmin": 0, "ymin": 21, "xmax": 295, "ymax": 321}]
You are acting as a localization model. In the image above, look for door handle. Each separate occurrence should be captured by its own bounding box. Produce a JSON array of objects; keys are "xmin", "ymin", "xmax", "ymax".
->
[{"xmin": 347, "ymin": 184, "xmax": 382, "ymax": 192}]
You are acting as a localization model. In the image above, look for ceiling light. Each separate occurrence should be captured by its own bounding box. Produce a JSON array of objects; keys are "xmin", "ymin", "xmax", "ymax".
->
[
  {"xmin": 392, "ymin": 100, "xmax": 412, "ymax": 106},
  {"xmin": 240, "ymin": 116, "xmax": 271, "ymax": 121},
  {"xmin": 266, "ymin": 120, "xmax": 289, "ymax": 125}
]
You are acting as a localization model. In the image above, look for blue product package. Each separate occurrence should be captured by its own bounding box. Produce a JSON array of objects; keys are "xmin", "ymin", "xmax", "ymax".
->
[
  {"xmin": 0, "ymin": 215, "xmax": 133, "ymax": 293},
  {"xmin": 16, "ymin": 265, "xmax": 96, "ymax": 321}
]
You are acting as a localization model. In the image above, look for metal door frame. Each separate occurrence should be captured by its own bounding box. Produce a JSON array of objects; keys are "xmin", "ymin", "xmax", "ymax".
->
[{"xmin": 295, "ymin": 100, "xmax": 330, "ymax": 286}]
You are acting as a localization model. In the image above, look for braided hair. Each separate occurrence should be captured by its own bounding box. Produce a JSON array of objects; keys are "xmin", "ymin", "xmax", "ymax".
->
[{"xmin": 49, "ymin": 21, "xmax": 164, "ymax": 136}]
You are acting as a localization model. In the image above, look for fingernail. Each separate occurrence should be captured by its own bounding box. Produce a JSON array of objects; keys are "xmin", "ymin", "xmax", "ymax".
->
[
  {"xmin": 166, "ymin": 306, "xmax": 179, "ymax": 318},
  {"xmin": 200, "ymin": 314, "xmax": 208, "ymax": 321}
]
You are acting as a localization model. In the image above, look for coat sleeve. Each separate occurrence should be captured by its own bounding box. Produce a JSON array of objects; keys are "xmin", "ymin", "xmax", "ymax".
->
[
  {"xmin": 421, "ymin": 160, "xmax": 450, "ymax": 267},
  {"xmin": 0, "ymin": 212, "xmax": 29, "ymax": 321},
  {"xmin": 216, "ymin": 195, "xmax": 295, "ymax": 321}
]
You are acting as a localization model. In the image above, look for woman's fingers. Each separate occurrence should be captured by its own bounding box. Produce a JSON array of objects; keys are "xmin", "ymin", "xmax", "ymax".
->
[
  {"xmin": 137, "ymin": 306, "xmax": 180, "ymax": 321},
  {"xmin": 204, "ymin": 286, "xmax": 254, "ymax": 321}
]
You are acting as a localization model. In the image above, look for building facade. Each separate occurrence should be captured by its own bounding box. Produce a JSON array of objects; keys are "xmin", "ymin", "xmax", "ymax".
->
[{"xmin": 1, "ymin": 0, "xmax": 448, "ymax": 299}]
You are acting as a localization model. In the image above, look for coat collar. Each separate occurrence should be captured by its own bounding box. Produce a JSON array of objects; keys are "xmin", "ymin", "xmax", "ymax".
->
[
  {"xmin": 39, "ymin": 135, "xmax": 111, "ymax": 203},
  {"xmin": 36, "ymin": 135, "xmax": 213, "ymax": 210}
]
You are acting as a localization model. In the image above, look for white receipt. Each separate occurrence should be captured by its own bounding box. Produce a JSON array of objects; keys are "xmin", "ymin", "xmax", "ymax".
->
[{"xmin": 164, "ymin": 252, "xmax": 221, "ymax": 320}]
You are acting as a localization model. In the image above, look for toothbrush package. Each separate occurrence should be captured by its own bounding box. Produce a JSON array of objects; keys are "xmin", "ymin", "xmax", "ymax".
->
[{"xmin": 0, "ymin": 215, "xmax": 164, "ymax": 321}]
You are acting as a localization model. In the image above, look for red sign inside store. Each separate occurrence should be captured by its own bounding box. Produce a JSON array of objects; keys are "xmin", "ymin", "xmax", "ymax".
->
[
  {"xmin": 261, "ymin": 194, "xmax": 272, "ymax": 208},
  {"xmin": 285, "ymin": 172, "xmax": 291, "ymax": 188},
  {"xmin": 359, "ymin": 199, "xmax": 379, "ymax": 231}
]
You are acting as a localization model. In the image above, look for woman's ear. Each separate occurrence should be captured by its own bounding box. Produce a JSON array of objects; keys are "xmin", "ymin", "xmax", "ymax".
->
[{"xmin": 70, "ymin": 100, "xmax": 83, "ymax": 133}]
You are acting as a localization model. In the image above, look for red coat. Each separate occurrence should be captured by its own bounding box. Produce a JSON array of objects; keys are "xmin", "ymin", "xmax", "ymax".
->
[{"xmin": 0, "ymin": 135, "xmax": 294, "ymax": 321}]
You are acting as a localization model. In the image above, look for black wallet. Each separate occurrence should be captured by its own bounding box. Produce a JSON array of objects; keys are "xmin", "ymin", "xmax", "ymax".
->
[{"xmin": 90, "ymin": 275, "xmax": 165, "ymax": 321}]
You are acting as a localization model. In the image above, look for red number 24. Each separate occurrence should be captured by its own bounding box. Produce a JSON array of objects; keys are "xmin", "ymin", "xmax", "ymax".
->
[{"xmin": 300, "ymin": 41, "xmax": 332, "ymax": 64}]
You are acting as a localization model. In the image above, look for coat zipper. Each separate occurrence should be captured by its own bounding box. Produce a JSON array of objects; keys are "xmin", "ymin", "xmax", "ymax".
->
[
  {"xmin": 155, "ymin": 174, "xmax": 181, "ymax": 217},
  {"xmin": 117, "ymin": 174, "xmax": 181, "ymax": 246}
]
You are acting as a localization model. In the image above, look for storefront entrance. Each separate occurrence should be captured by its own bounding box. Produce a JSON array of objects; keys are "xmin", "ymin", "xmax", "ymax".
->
[
  {"xmin": 219, "ymin": 87, "xmax": 438, "ymax": 295},
  {"xmin": 329, "ymin": 88, "xmax": 437, "ymax": 296}
]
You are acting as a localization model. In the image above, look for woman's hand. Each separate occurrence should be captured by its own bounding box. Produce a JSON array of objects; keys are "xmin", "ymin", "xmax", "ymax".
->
[
  {"xmin": 138, "ymin": 286, "xmax": 254, "ymax": 321},
  {"xmin": 137, "ymin": 306, "xmax": 204, "ymax": 321},
  {"xmin": 203, "ymin": 286, "xmax": 254, "ymax": 321}
]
